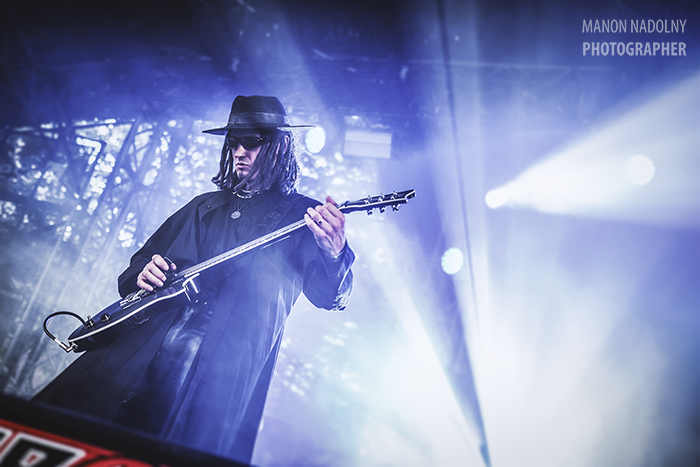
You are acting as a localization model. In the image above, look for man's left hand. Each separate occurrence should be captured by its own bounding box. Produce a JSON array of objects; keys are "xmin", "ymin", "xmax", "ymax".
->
[{"xmin": 305, "ymin": 195, "xmax": 346, "ymax": 258}]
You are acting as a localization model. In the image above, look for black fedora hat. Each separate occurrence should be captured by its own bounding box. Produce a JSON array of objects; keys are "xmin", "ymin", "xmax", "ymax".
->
[{"xmin": 202, "ymin": 95, "xmax": 313, "ymax": 135}]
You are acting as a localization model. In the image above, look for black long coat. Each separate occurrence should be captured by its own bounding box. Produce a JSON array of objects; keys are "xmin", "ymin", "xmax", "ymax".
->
[{"xmin": 35, "ymin": 189, "xmax": 354, "ymax": 463}]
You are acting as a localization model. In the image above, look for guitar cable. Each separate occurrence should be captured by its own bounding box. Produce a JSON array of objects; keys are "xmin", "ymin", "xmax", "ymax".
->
[{"xmin": 43, "ymin": 311, "xmax": 86, "ymax": 352}]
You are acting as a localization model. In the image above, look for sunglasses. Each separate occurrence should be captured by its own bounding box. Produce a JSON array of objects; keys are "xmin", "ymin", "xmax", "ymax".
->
[{"xmin": 226, "ymin": 135, "xmax": 268, "ymax": 150}]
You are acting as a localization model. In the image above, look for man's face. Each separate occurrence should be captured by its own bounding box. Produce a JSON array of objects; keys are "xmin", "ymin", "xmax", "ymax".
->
[{"xmin": 227, "ymin": 129, "xmax": 266, "ymax": 180}]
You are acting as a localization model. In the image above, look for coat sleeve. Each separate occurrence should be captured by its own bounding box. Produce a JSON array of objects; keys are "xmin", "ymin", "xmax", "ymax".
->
[
  {"xmin": 117, "ymin": 196, "xmax": 202, "ymax": 297},
  {"xmin": 297, "ymin": 226, "xmax": 355, "ymax": 312}
]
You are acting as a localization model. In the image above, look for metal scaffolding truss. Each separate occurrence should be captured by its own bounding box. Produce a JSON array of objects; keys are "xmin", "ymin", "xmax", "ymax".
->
[{"xmin": 0, "ymin": 115, "xmax": 221, "ymax": 397}]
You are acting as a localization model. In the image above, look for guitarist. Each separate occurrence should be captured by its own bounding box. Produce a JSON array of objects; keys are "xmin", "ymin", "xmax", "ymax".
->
[{"xmin": 34, "ymin": 95, "xmax": 355, "ymax": 464}]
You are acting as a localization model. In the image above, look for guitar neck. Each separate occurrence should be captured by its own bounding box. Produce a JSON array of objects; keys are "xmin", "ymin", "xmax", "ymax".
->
[
  {"xmin": 174, "ymin": 218, "xmax": 308, "ymax": 280},
  {"xmin": 170, "ymin": 189, "xmax": 415, "ymax": 281}
]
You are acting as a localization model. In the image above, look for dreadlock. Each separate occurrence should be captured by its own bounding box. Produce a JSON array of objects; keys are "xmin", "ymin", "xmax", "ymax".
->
[{"xmin": 211, "ymin": 130, "xmax": 299, "ymax": 195}]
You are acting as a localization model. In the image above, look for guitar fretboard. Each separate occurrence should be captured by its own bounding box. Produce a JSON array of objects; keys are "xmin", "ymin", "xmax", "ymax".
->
[{"xmin": 175, "ymin": 218, "xmax": 308, "ymax": 280}]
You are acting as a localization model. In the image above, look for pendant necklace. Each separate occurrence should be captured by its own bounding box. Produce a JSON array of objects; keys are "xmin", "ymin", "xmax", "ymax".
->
[{"xmin": 231, "ymin": 189, "xmax": 254, "ymax": 220}]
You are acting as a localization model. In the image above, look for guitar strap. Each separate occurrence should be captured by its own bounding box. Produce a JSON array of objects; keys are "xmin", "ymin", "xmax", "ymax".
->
[{"xmin": 243, "ymin": 191, "xmax": 304, "ymax": 243}]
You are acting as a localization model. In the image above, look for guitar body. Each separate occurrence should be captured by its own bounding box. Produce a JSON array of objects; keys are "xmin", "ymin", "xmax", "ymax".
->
[{"xmin": 67, "ymin": 282, "xmax": 189, "ymax": 352}]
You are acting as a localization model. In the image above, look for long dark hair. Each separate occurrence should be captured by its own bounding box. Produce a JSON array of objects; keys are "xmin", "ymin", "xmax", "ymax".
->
[{"xmin": 211, "ymin": 130, "xmax": 299, "ymax": 195}]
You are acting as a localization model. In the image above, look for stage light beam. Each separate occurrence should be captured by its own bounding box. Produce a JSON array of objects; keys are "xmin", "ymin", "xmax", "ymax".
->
[{"xmin": 483, "ymin": 74, "xmax": 700, "ymax": 229}]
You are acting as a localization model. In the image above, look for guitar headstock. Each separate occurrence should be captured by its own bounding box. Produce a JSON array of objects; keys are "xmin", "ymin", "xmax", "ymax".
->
[{"xmin": 339, "ymin": 189, "xmax": 416, "ymax": 215}]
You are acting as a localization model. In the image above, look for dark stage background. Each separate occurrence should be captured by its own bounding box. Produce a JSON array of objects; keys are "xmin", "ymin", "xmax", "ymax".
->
[{"xmin": 0, "ymin": 1, "xmax": 698, "ymax": 466}]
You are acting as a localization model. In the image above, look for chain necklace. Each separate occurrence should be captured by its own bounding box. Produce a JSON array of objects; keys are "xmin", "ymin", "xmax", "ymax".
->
[{"xmin": 232, "ymin": 188, "xmax": 254, "ymax": 199}]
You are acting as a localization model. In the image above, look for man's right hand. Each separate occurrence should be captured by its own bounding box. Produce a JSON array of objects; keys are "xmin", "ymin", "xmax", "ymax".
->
[{"xmin": 137, "ymin": 254, "xmax": 177, "ymax": 292}]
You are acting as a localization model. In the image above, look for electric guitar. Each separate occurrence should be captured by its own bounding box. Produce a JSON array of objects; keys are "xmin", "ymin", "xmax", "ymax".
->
[{"xmin": 44, "ymin": 189, "xmax": 416, "ymax": 352}]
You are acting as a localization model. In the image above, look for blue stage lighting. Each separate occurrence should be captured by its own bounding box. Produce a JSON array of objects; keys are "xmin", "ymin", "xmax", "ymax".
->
[
  {"xmin": 304, "ymin": 126, "xmax": 326, "ymax": 154},
  {"xmin": 625, "ymin": 155, "xmax": 655, "ymax": 185},
  {"xmin": 441, "ymin": 248, "xmax": 464, "ymax": 275},
  {"xmin": 485, "ymin": 188, "xmax": 508, "ymax": 209},
  {"xmin": 481, "ymin": 74, "xmax": 699, "ymax": 228}
]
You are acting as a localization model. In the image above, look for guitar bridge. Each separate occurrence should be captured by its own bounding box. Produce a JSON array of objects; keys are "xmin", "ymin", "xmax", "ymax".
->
[{"xmin": 183, "ymin": 273, "xmax": 201, "ymax": 302}]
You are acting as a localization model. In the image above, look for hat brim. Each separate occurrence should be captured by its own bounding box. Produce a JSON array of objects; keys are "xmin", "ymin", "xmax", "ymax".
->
[{"xmin": 203, "ymin": 124, "xmax": 315, "ymax": 135}]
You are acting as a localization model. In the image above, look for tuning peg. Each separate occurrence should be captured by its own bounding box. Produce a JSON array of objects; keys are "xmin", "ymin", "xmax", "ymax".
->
[
  {"xmin": 367, "ymin": 209, "xmax": 374, "ymax": 215},
  {"xmin": 392, "ymin": 205, "xmax": 400, "ymax": 211},
  {"xmin": 380, "ymin": 206, "xmax": 386, "ymax": 213}
]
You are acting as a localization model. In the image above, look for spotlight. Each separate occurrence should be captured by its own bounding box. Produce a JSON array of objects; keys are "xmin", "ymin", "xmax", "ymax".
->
[
  {"xmin": 441, "ymin": 248, "xmax": 464, "ymax": 275},
  {"xmin": 485, "ymin": 188, "xmax": 508, "ymax": 209},
  {"xmin": 304, "ymin": 126, "xmax": 326, "ymax": 154},
  {"xmin": 625, "ymin": 155, "xmax": 655, "ymax": 186}
]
